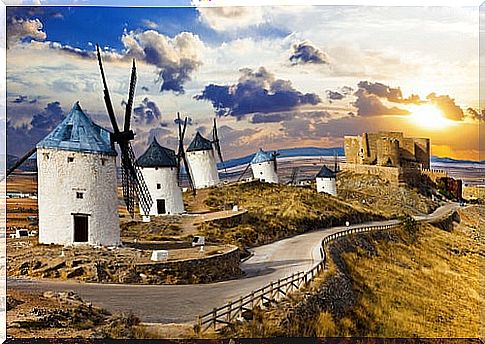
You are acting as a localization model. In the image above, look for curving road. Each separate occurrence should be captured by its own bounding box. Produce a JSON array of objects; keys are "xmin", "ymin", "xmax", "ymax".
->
[{"xmin": 8, "ymin": 202, "xmax": 459, "ymax": 324}]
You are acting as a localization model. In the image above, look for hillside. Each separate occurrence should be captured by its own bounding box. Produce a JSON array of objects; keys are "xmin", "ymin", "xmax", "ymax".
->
[
  {"xmin": 224, "ymin": 205, "xmax": 483, "ymax": 338},
  {"xmin": 336, "ymin": 171, "xmax": 438, "ymax": 217},
  {"xmin": 192, "ymin": 181, "xmax": 386, "ymax": 249}
]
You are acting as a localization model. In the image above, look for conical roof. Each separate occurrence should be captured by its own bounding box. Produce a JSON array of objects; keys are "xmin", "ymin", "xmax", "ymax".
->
[
  {"xmin": 316, "ymin": 165, "xmax": 336, "ymax": 178},
  {"xmin": 187, "ymin": 132, "xmax": 212, "ymax": 152},
  {"xmin": 251, "ymin": 148, "xmax": 274, "ymax": 164},
  {"xmin": 136, "ymin": 138, "xmax": 177, "ymax": 168},
  {"xmin": 37, "ymin": 102, "xmax": 116, "ymax": 156}
]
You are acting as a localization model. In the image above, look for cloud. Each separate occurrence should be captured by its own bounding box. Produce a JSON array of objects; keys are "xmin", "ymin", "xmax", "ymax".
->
[
  {"xmin": 142, "ymin": 19, "xmax": 158, "ymax": 29},
  {"xmin": 7, "ymin": 17, "xmax": 46, "ymax": 47},
  {"xmin": 121, "ymin": 30, "xmax": 204, "ymax": 94},
  {"xmin": 426, "ymin": 92, "xmax": 464, "ymax": 121},
  {"xmin": 195, "ymin": 6, "xmax": 266, "ymax": 31},
  {"xmin": 466, "ymin": 108, "xmax": 485, "ymax": 121},
  {"xmin": 251, "ymin": 113, "xmax": 293, "ymax": 123},
  {"xmin": 7, "ymin": 101, "xmax": 66, "ymax": 156},
  {"xmin": 357, "ymin": 81, "xmax": 422, "ymax": 104},
  {"xmin": 353, "ymin": 88, "xmax": 410, "ymax": 117},
  {"xmin": 195, "ymin": 67, "xmax": 321, "ymax": 119},
  {"xmin": 132, "ymin": 97, "xmax": 161, "ymax": 125},
  {"xmin": 289, "ymin": 41, "xmax": 329, "ymax": 65}
]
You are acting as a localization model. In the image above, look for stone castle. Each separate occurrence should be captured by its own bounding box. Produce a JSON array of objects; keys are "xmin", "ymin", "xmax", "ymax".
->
[{"xmin": 344, "ymin": 132, "xmax": 430, "ymax": 169}]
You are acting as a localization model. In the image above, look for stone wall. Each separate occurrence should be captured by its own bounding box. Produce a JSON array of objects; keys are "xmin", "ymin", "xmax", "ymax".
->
[
  {"xmin": 94, "ymin": 246, "xmax": 241, "ymax": 284},
  {"xmin": 420, "ymin": 168, "xmax": 448, "ymax": 183},
  {"xmin": 340, "ymin": 163, "xmax": 401, "ymax": 184}
]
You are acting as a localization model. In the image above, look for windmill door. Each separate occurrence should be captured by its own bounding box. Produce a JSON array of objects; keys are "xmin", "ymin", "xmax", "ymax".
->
[
  {"xmin": 73, "ymin": 215, "xmax": 88, "ymax": 242},
  {"xmin": 157, "ymin": 199, "xmax": 166, "ymax": 214}
]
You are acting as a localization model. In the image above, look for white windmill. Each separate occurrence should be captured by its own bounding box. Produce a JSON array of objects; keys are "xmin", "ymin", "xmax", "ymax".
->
[
  {"xmin": 36, "ymin": 102, "xmax": 121, "ymax": 246},
  {"xmin": 237, "ymin": 148, "xmax": 279, "ymax": 184},
  {"xmin": 136, "ymin": 114, "xmax": 196, "ymax": 219},
  {"xmin": 185, "ymin": 119, "xmax": 225, "ymax": 189},
  {"xmin": 316, "ymin": 165, "xmax": 337, "ymax": 196}
]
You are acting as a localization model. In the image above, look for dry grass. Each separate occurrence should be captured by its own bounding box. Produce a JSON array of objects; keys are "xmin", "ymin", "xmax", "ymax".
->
[
  {"xmin": 222, "ymin": 206, "xmax": 483, "ymax": 338},
  {"xmin": 331, "ymin": 206, "xmax": 483, "ymax": 337},
  {"xmin": 196, "ymin": 181, "xmax": 386, "ymax": 248}
]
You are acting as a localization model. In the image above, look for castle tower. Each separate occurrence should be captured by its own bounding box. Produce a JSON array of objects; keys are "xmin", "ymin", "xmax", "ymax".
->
[
  {"xmin": 36, "ymin": 102, "xmax": 120, "ymax": 246},
  {"xmin": 316, "ymin": 165, "xmax": 337, "ymax": 196},
  {"xmin": 137, "ymin": 138, "xmax": 184, "ymax": 217},
  {"xmin": 250, "ymin": 148, "xmax": 279, "ymax": 183},
  {"xmin": 377, "ymin": 137, "xmax": 400, "ymax": 167},
  {"xmin": 186, "ymin": 132, "xmax": 220, "ymax": 189}
]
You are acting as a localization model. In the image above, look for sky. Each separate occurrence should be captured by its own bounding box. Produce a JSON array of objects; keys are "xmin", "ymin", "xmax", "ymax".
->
[{"xmin": 5, "ymin": 4, "xmax": 484, "ymax": 161}]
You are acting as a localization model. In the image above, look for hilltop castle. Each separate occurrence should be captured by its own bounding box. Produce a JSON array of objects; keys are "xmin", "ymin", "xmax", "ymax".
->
[{"xmin": 344, "ymin": 132, "xmax": 430, "ymax": 169}]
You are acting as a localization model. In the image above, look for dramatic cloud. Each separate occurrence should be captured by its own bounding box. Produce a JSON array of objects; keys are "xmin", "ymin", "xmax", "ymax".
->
[
  {"xmin": 195, "ymin": 67, "xmax": 321, "ymax": 119},
  {"xmin": 426, "ymin": 93, "xmax": 464, "ymax": 121},
  {"xmin": 357, "ymin": 81, "xmax": 422, "ymax": 104},
  {"xmin": 353, "ymin": 88, "xmax": 410, "ymax": 117},
  {"xmin": 290, "ymin": 41, "xmax": 329, "ymax": 65},
  {"xmin": 7, "ymin": 17, "xmax": 46, "ymax": 47},
  {"xmin": 131, "ymin": 97, "xmax": 161, "ymax": 125},
  {"xmin": 7, "ymin": 101, "xmax": 66, "ymax": 156},
  {"xmin": 121, "ymin": 30, "xmax": 204, "ymax": 94}
]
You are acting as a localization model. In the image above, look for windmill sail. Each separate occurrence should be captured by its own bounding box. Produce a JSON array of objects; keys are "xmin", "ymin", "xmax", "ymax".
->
[
  {"xmin": 212, "ymin": 118, "xmax": 225, "ymax": 172},
  {"xmin": 6, "ymin": 146, "xmax": 37, "ymax": 177},
  {"xmin": 96, "ymin": 44, "xmax": 152, "ymax": 217},
  {"xmin": 176, "ymin": 113, "xmax": 195, "ymax": 194}
]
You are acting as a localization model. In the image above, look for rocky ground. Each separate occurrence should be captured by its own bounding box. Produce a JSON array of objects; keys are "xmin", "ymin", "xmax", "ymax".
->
[
  {"xmin": 337, "ymin": 171, "xmax": 439, "ymax": 217},
  {"xmin": 7, "ymin": 289, "xmax": 141, "ymax": 339},
  {"xmin": 7, "ymin": 238, "xmax": 236, "ymax": 284}
]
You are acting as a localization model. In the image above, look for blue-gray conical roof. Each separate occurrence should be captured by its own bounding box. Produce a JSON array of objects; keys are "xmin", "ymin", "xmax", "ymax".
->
[
  {"xmin": 187, "ymin": 132, "xmax": 212, "ymax": 152},
  {"xmin": 136, "ymin": 138, "xmax": 177, "ymax": 168},
  {"xmin": 316, "ymin": 165, "xmax": 336, "ymax": 178},
  {"xmin": 37, "ymin": 102, "xmax": 116, "ymax": 156}
]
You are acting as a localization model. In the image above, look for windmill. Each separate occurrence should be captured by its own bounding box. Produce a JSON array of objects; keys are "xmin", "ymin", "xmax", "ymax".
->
[
  {"xmin": 237, "ymin": 148, "xmax": 279, "ymax": 183},
  {"xmin": 176, "ymin": 112, "xmax": 196, "ymax": 194},
  {"xmin": 96, "ymin": 44, "xmax": 152, "ymax": 217}
]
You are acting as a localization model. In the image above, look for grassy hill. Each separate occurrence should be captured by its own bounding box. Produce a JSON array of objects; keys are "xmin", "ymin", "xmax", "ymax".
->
[
  {"xmin": 225, "ymin": 205, "xmax": 483, "ymax": 338},
  {"xmin": 192, "ymin": 181, "xmax": 386, "ymax": 249}
]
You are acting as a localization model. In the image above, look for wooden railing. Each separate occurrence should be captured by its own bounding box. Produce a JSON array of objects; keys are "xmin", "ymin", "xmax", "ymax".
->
[{"xmin": 195, "ymin": 222, "xmax": 399, "ymax": 333}]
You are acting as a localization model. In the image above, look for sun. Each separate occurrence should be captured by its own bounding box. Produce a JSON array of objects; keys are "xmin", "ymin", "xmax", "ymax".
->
[{"xmin": 408, "ymin": 104, "xmax": 454, "ymax": 130}]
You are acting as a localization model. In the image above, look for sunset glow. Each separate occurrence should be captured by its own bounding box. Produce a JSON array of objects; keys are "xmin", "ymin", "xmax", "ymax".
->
[{"xmin": 408, "ymin": 104, "xmax": 455, "ymax": 130}]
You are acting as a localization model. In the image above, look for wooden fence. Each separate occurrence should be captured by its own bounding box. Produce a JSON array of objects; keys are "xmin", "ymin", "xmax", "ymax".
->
[{"xmin": 196, "ymin": 222, "xmax": 399, "ymax": 333}]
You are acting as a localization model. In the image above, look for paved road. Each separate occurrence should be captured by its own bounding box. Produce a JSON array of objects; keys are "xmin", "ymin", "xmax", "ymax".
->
[{"xmin": 8, "ymin": 202, "xmax": 459, "ymax": 324}]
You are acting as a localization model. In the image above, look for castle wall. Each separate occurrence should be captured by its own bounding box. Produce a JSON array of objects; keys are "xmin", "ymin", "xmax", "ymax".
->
[
  {"xmin": 37, "ymin": 148, "xmax": 120, "ymax": 246},
  {"xmin": 414, "ymin": 138, "xmax": 431, "ymax": 169}
]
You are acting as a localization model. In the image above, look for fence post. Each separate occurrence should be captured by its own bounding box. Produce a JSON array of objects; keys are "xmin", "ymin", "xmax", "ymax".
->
[
  {"xmin": 212, "ymin": 307, "xmax": 217, "ymax": 330},
  {"xmin": 227, "ymin": 301, "xmax": 232, "ymax": 323},
  {"xmin": 251, "ymin": 291, "xmax": 255, "ymax": 309}
]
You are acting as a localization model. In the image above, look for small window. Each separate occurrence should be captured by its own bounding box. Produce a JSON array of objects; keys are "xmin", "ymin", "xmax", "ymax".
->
[
  {"xmin": 76, "ymin": 192, "xmax": 84, "ymax": 199},
  {"xmin": 156, "ymin": 183, "xmax": 161, "ymax": 189},
  {"xmin": 260, "ymin": 172, "xmax": 263, "ymax": 175},
  {"xmin": 43, "ymin": 153, "xmax": 49, "ymax": 160},
  {"xmin": 68, "ymin": 157, "xmax": 74, "ymax": 163},
  {"xmin": 155, "ymin": 167, "xmax": 159, "ymax": 170},
  {"xmin": 101, "ymin": 159, "xmax": 106, "ymax": 166}
]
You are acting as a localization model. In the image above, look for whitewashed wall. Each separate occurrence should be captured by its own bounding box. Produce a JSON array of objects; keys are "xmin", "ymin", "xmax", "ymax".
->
[
  {"xmin": 186, "ymin": 149, "xmax": 220, "ymax": 189},
  {"xmin": 37, "ymin": 148, "xmax": 120, "ymax": 246},
  {"xmin": 251, "ymin": 161, "xmax": 279, "ymax": 183},
  {"xmin": 316, "ymin": 177, "xmax": 337, "ymax": 196},
  {"xmin": 139, "ymin": 166, "xmax": 184, "ymax": 216}
]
